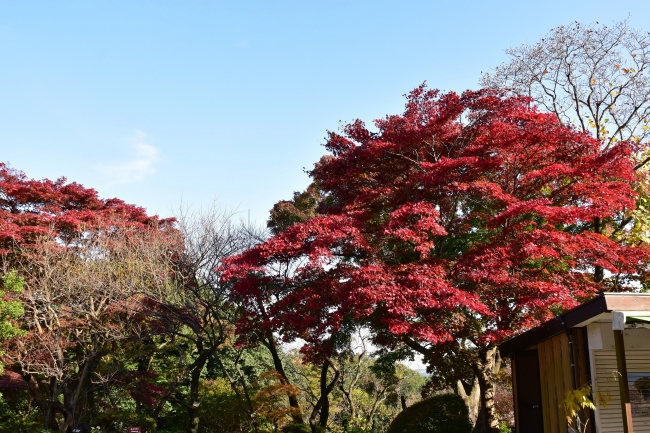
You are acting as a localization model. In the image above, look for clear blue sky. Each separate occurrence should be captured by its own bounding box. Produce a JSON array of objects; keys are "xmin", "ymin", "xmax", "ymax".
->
[{"xmin": 2, "ymin": 1, "xmax": 649, "ymax": 224}]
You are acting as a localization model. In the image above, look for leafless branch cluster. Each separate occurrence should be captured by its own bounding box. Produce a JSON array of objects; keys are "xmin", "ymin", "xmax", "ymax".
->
[
  {"xmin": 9, "ymin": 227, "xmax": 176, "ymax": 375},
  {"xmin": 142, "ymin": 203, "xmax": 268, "ymax": 433},
  {"xmin": 2, "ymin": 225, "xmax": 179, "ymax": 431},
  {"xmin": 481, "ymin": 19, "xmax": 650, "ymax": 150}
]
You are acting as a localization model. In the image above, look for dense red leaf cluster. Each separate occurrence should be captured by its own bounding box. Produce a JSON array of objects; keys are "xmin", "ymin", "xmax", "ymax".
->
[
  {"xmin": 114, "ymin": 370, "xmax": 165, "ymax": 407},
  {"xmin": 0, "ymin": 162, "xmax": 172, "ymax": 253},
  {"xmin": 0, "ymin": 370, "xmax": 28, "ymax": 393},
  {"xmin": 222, "ymin": 86, "xmax": 647, "ymax": 359}
]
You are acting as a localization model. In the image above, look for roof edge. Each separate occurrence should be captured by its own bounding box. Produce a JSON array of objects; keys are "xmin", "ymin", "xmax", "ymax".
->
[{"xmin": 499, "ymin": 295, "xmax": 609, "ymax": 357}]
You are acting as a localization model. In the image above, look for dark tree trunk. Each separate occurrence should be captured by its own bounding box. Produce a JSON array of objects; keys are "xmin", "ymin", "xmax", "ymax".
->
[
  {"xmin": 309, "ymin": 360, "xmax": 340, "ymax": 433},
  {"xmin": 472, "ymin": 408, "xmax": 486, "ymax": 433},
  {"xmin": 25, "ymin": 375, "xmax": 57, "ymax": 430},
  {"xmin": 263, "ymin": 332, "xmax": 304, "ymax": 423},
  {"xmin": 87, "ymin": 382, "xmax": 96, "ymax": 420},
  {"xmin": 187, "ymin": 349, "xmax": 211, "ymax": 433},
  {"xmin": 54, "ymin": 347, "xmax": 106, "ymax": 433},
  {"xmin": 594, "ymin": 217, "xmax": 604, "ymax": 283},
  {"xmin": 319, "ymin": 363, "xmax": 330, "ymax": 429}
]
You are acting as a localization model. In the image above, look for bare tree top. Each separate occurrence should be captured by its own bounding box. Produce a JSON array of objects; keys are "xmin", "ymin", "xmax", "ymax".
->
[{"xmin": 481, "ymin": 19, "xmax": 650, "ymax": 151}]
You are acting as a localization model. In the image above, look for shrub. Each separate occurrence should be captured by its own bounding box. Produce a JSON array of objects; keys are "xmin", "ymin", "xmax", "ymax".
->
[
  {"xmin": 93, "ymin": 410, "xmax": 157, "ymax": 433},
  {"xmin": 197, "ymin": 378, "xmax": 251, "ymax": 432},
  {"xmin": 386, "ymin": 393, "xmax": 472, "ymax": 433},
  {"xmin": 281, "ymin": 424, "xmax": 312, "ymax": 433},
  {"xmin": 0, "ymin": 382, "xmax": 43, "ymax": 433}
]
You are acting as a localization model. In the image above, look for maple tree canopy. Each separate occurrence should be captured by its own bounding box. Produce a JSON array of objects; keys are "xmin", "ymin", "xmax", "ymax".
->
[
  {"xmin": 0, "ymin": 162, "xmax": 172, "ymax": 253},
  {"xmin": 0, "ymin": 164, "xmax": 179, "ymax": 429},
  {"xmin": 222, "ymin": 87, "xmax": 647, "ymax": 359}
]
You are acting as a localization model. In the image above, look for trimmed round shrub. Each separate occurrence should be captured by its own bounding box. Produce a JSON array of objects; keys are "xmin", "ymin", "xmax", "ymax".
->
[{"xmin": 387, "ymin": 393, "xmax": 472, "ymax": 433}]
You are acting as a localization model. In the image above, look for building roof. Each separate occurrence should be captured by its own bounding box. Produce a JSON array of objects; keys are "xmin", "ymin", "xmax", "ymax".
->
[{"xmin": 499, "ymin": 293, "xmax": 650, "ymax": 357}]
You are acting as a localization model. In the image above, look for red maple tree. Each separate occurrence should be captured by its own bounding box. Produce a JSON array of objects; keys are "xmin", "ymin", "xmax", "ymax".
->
[
  {"xmin": 0, "ymin": 162, "xmax": 169, "ymax": 253},
  {"xmin": 222, "ymin": 86, "xmax": 648, "ymax": 431},
  {"xmin": 0, "ymin": 163, "xmax": 175, "ymax": 432}
]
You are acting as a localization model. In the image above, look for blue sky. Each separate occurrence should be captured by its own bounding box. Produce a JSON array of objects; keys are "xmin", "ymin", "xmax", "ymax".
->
[{"xmin": 2, "ymin": 1, "xmax": 649, "ymax": 225}]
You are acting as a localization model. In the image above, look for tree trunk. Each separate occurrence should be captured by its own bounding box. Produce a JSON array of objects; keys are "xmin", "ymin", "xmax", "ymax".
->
[
  {"xmin": 61, "ymin": 348, "xmax": 106, "ymax": 433},
  {"xmin": 472, "ymin": 408, "xmax": 486, "ymax": 433},
  {"xmin": 475, "ymin": 347, "xmax": 501, "ymax": 433},
  {"xmin": 187, "ymin": 347, "xmax": 212, "ymax": 433},
  {"xmin": 25, "ymin": 375, "xmax": 58, "ymax": 430},
  {"xmin": 263, "ymin": 332, "xmax": 304, "ymax": 423},
  {"xmin": 309, "ymin": 359, "xmax": 340, "ymax": 433},
  {"xmin": 60, "ymin": 409, "xmax": 74, "ymax": 433},
  {"xmin": 594, "ymin": 217, "xmax": 604, "ymax": 283},
  {"xmin": 319, "ymin": 363, "xmax": 330, "ymax": 430},
  {"xmin": 456, "ymin": 376, "xmax": 481, "ymax": 427}
]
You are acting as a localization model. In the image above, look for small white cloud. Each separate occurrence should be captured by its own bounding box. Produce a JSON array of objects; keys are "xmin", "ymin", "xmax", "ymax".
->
[{"xmin": 101, "ymin": 131, "xmax": 161, "ymax": 184}]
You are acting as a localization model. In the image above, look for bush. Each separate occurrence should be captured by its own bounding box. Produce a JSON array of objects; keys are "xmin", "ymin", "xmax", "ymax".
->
[
  {"xmin": 281, "ymin": 424, "xmax": 312, "ymax": 433},
  {"xmin": 196, "ymin": 378, "xmax": 252, "ymax": 432},
  {"xmin": 93, "ymin": 410, "xmax": 157, "ymax": 433},
  {"xmin": 499, "ymin": 422, "xmax": 513, "ymax": 433},
  {"xmin": 0, "ymin": 387, "xmax": 42, "ymax": 433},
  {"xmin": 386, "ymin": 393, "xmax": 472, "ymax": 433}
]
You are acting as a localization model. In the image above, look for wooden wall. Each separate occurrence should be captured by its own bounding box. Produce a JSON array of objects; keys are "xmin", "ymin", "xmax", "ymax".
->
[{"xmin": 517, "ymin": 329, "xmax": 593, "ymax": 433}]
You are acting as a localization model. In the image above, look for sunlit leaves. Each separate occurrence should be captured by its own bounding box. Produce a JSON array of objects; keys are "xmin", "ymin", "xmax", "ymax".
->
[
  {"xmin": 223, "ymin": 85, "xmax": 645, "ymax": 362},
  {"xmin": 0, "ymin": 270, "xmax": 24, "ymax": 374}
]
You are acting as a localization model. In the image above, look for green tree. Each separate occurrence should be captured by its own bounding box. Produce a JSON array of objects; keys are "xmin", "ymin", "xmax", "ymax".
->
[{"xmin": 0, "ymin": 270, "xmax": 24, "ymax": 374}]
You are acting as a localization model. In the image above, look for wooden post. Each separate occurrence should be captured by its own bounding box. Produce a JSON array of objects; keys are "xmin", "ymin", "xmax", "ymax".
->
[{"xmin": 614, "ymin": 329, "xmax": 634, "ymax": 433}]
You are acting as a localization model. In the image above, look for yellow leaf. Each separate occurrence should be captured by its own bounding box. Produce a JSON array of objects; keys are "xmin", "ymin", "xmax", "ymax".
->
[
  {"xmin": 615, "ymin": 64, "xmax": 620, "ymax": 69},
  {"xmin": 633, "ymin": 53, "xmax": 637, "ymax": 57},
  {"xmin": 611, "ymin": 91, "xmax": 618, "ymax": 96},
  {"xmin": 591, "ymin": 78, "xmax": 598, "ymax": 84},
  {"xmin": 644, "ymin": 125, "xmax": 649, "ymax": 130},
  {"xmin": 596, "ymin": 391, "xmax": 612, "ymax": 408}
]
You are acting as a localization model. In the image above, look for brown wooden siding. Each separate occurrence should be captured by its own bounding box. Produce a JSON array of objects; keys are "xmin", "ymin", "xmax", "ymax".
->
[{"xmin": 517, "ymin": 331, "xmax": 593, "ymax": 433}]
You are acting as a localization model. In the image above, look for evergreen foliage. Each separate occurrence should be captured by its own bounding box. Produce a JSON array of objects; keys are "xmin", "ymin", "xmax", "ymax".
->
[{"xmin": 387, "ymin": 393, "xmax": 472, "ymax": 433}]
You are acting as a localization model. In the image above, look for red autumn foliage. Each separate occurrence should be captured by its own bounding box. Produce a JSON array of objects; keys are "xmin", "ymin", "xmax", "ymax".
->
[
  {"xmin": 0, "ymin": 162, "xmax": 173, "ymax": 253},
  {"xmin": 0, "ymin": 163, "xmax": 178, "ymax": 432},
  {"xmin": 222, "ymin": 86, "xmax": 647, "ymax": 360},
  {"xmin": 0, "ymin": 370, "xmax": 28, "ymax": 394},
  {"xmin": 111, "ymin": 370, "xmax": 165, "ymax": 407}
]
